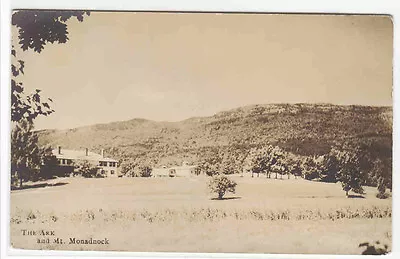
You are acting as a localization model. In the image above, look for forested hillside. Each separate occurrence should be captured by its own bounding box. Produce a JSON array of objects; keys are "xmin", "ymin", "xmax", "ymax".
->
[{"xmin": 38, "ymin": 103, "xmax": 392, "ymax": 168}]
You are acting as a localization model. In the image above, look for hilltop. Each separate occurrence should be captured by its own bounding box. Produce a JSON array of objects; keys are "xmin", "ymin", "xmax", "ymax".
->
[{"xmin": 37, "ymin": 103, "xmax": 392, "ymax": 166}]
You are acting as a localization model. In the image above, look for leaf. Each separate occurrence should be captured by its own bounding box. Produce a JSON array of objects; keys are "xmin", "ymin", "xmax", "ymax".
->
[
  {"xmin": 18, "ymin": 60, "xmax": 25, "ymax": 74},
  {"xmin": 11, "ymin": 65, "xmax": 19, "ymax": 77}
]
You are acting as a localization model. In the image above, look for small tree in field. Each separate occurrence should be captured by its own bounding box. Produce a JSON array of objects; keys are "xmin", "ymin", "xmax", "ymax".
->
[
  {"xmin": 335, "ymin": 150, "xmax": 365, "ymax": 197},
  {"xmin": 208, "ymin": 175, "xmax": 237, "ymax": 200}
]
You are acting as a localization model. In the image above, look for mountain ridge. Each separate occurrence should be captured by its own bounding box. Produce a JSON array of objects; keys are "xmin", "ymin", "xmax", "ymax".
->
[{"xmin": 37, "ymin": 103, "xmax": 392, "ymax": 167}]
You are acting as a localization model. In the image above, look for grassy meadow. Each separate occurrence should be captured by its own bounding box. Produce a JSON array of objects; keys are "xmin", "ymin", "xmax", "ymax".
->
[{"xmin": 10, "ymin": 175, "xmax": 392, "ymax": 254}]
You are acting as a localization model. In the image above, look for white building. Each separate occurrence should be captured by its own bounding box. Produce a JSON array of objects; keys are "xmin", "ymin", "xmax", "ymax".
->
[{"xmin": 52, "ymin": 146, "xmax": 119, "ymax": 177}]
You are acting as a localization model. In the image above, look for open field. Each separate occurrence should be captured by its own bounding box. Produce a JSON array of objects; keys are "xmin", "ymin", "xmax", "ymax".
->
[{"xmin": 10, "ymin": 176, "xmax": 392, "ymax": 254}]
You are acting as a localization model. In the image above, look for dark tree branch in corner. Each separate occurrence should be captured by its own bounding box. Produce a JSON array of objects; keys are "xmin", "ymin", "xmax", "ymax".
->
[
  {"xmin": 11, "ymin": 10, "xmax": 90, "ymax": 122},
  {"xmin": 12, "ymin": 10, "xmax": 90, "ymax": 53}
]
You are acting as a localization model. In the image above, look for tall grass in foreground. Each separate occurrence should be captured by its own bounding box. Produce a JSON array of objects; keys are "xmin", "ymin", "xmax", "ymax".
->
[{"xmin": 11, "ymin": 205, "xmax": 391, "ymax": 224}]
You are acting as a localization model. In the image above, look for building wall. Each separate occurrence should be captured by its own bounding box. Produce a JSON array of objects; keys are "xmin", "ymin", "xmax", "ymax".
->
[
  {"xmin": 56, "ymin": 158, "xmax": 119, "ymax": 178},
  {"xmin": 98, "ymin": 165, "xmax": 119, "ymax": 178}
]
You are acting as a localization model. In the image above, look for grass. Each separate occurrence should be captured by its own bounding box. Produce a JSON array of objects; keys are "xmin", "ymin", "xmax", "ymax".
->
[{"xmin": 10, "ymin": 175, "xmax": 392, "ymax": 254}]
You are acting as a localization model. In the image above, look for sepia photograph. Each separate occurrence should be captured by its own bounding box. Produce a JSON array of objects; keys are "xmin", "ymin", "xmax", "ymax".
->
[{"xmin": 7, "ymin": 10, "xmax": 393, "ymax": 255}]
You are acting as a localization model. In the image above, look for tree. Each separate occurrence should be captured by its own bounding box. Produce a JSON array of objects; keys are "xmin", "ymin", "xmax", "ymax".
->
[
  {"xmin": 335, "ymin": 150, "xmax": 365, "ymax": 197},
  {"xmin": 137, "ymin": 165, "xmax": 153, "ymax": 177},
  {"xmin": 320, "ymin": 149, "xmax": 341, "ymax": 183},
  {"xmin": 372, "ymin": 158, "xmax": 391, "ymax": 199},
  {"xmin": 285, "ymin": 153, "xmax": 303, "ymax": 179},
  {"xmin": 74, "ymin": 160, "xmax": 100, "ymax": 178},
  {"xmin": 220, "ymin": 155, "xmax": 237, "ymax": 175},
  {"xmin": 197, "ymin": 151, "xmax": 222, "ymax": 176},
  {"xmin": 245, "ymin": 147, "xmax": 266, "ymax": 177},
  {"xmin": 11, "ymin": 119, "xmax": 42, "ymax": 187},
  {"xmin": 39, "ymin": 145, "xmax": 58, "ymax": 179},
  {"xmin": 301, "ymin": 156, "xmax": 323, "ymax": 180},
  {"xmin": 120, "ymin": 161, "xmax": 138, "ymax": 177},
  {"xmin": 208, "ymin": 175, "xmax": 237, "ymax": 200},
  {"xmin": 245, "ymin": 145, "xmax": 284, "ymax": 178},
  {"xmin": 11, "ymin": 10, "xmax": 90, "ymax": 123},
  {"xmin": 10, "ymin": 10, "xmax": 90, "ymax": 185}
]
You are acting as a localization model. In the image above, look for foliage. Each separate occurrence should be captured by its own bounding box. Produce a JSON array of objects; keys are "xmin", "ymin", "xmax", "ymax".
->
[
  {"xmin": 10, "ymin": 10, "xmax": 90, "ymax": 185},
  {"xmin": 39, "ymin": 145, "xmax": 58, "ymax": 179},
  {"xmin": 11, "ymin": 120, "xmax": 42, "ymax": 187},
  {"xmin": 285, "ymin": 153, "xmax": 303, "ymax": 179},
  {"xmin": 197, "ymin": 157, "xmax": 221, "ymax": 176},
  {"xmin": 12, "ymin": 10, "xmax": 90, "ymax": 53},
  {"xmin": 37, "ymin": 104, "xmax": 392, "ymax": 190},
  {"xmin": 376, "ymin": 173, "xmax": 390, "ymax": 199},
  {"xmin": 208, "ymin": 175, "xmax": 237, "ymax": 199},
  {"xmin": 120, "ymin": 161, "xmax": 137, "ymax": 177},
  {"xmin": 10, "ymin": 57, "xmax": 55, "ymax": 123},
  {"xmin": 371, "ymin": 158, "xmax": 392, "ymax": 198},
  {"xmin": 137, "ymin": 165, "xmax": 153, "ymax": 177},
  {"xmin": 359, "ymin": 241, "xmax": 389, "ymax": 255},
  {"xmin": 301, "ymin": 156, "xmax": 324, "ymax": 180},
  {"xmin": 120, "ymin": 159, "xmax": 153, "ymax": 177},
  {"xmin": 245, "ymin": 145, "xmax": 285, "ymax": 178},
  {"xmin": 334, "ymin": 149, "xmax": 365, "ymax": 196},
  {"xmin": 320, "ymin": 150, "xmax": 341, "ymax": 182},
  {"xmin": 11, "ymin": 10, "xmax": 90, "ymax": 123},
  {"xmin": 74, "ymin": 160, "xmax": 101, "ymax": 178},
  {"xmin": 219, "ymin": 156, "xmax": 237, "ymax": 175}
]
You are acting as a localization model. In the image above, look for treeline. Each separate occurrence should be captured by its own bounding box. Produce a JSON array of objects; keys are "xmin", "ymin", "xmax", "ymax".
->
[{"xmin": 194, "ymin": 143, "xmax": 392, "ymax": 198}]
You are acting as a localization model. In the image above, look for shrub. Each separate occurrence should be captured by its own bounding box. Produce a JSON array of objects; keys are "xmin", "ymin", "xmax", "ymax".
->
[
  {"xmin": 376, "ymin": 192, "xmax": 390, "ymax": 199},
  {"xmin": 138, "ymin": 165, "xmax": 152, "ymax": 177},
  {"xmin": 208, "ymin": 175, "xmax": 237, "ymax": 200},
  {"xmin": 376, "ymin": 176, "xmax": 389, "ymax": 199},
  {"xmin": 359, "ymin": 241, "xmax": 389, "ymax": 255},
  {"xmin": 74, "ymin": 160, "xmax": 100, "ymax": 178},
  {"xmin": 120, "ymin": 161, "xmax": 137, "ymax": 177}
]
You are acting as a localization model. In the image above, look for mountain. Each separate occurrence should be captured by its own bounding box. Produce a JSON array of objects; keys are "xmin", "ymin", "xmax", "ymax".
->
[{"xmin": 37, "ymin": 103, "xmax": 392, "ymax": 167}]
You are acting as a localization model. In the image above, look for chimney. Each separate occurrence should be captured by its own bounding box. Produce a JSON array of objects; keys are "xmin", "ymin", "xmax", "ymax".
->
[
  {"xmin": 85, "ymin": 148, "xmax": 89, "ymax": 156},
  {"xmin": 101, "ymin": 149, "xmax": 105, "ymax": 158},
  {"xmin": 57, "ymin": 146, "xmax": 61, "ymax": 155}
]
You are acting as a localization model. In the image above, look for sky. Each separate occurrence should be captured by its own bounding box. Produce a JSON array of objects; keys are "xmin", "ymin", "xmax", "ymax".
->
[{"xmin": 12, "ymin": 12, "xmax": 393, "ymax": 130}]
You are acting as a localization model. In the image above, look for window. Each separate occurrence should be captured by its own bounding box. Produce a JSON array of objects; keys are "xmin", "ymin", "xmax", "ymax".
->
[
  {"xmin": 60, "ymin": 159, "xmax": 69, "ymax": 165},
  {"xmin": 99, "ymin": 161, "xmax": 107, "ymax": 167},
  {"xmin": 111, "ymin": 170, "xmax": 115, "ymax": 175},
  {"xmin": 109, "ymin": 162, "xmax": 116, "ymax": 167}
]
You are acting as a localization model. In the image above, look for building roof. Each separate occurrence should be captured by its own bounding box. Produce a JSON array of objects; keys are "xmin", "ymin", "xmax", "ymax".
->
[{"xmin": 52, "ymin": 149, "xmax": 118, "ymax": 163}]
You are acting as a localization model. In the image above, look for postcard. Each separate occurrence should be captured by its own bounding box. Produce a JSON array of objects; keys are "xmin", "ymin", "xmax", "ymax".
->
[{"xmin": 8, "ymin": 10, "xmax": 392, "ymax": 255}]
